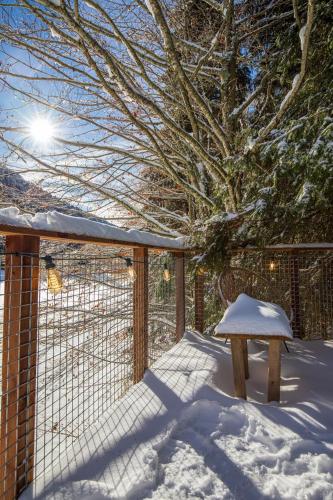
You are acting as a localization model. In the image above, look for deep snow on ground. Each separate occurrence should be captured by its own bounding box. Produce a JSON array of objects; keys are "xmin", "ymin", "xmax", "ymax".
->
[{"xmin": 22, "ymin": 332, "xmax": 333, "ymax": 500}]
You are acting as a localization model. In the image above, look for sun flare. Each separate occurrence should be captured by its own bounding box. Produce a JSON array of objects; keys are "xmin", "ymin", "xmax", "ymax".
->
[{"xmin": 28, "ymin": 117, "xmax": 55, "ymax": 144}]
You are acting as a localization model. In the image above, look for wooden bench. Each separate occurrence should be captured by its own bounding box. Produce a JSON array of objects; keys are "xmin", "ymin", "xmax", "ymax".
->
[{"xmin": 214, "ymin": 293, "xmax": 293, "ymax": 402}]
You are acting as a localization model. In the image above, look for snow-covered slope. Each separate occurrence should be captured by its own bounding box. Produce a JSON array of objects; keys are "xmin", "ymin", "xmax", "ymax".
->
[
  {"xmin": 0, "ymin": 166, "xmax": 97, "ymax": 219},
  {"xmin": 21, "ymin": 332, "xmax": 333, "ymax": 500}
]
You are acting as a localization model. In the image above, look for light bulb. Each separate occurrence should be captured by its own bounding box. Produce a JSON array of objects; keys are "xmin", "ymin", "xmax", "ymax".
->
[
  {"xmin": 197, "ymin": 266, "xmax": 206, "ymax": 276},
  {"xmin": 125, "ymin": 258, "xmax": 137, "ymax": 282},
  {"xmin": 269, "ymin": 261, "xmax": 276, "ymax": 271},
  {"xmin": 44, "ymin": 255, "xmax": 63, "ymax": 294},
  {"xmin": 163, "ymin": 264, "xmax": 171, "ymax": 282},
  {"xmin": 47, "ymin": 268, "xmax": 63, "ymax": 294}
]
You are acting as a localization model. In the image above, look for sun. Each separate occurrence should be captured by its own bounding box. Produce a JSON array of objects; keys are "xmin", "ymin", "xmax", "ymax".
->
[{"xmin": 28, "ymin": 117, "xmax": 55, "ymax": 144}]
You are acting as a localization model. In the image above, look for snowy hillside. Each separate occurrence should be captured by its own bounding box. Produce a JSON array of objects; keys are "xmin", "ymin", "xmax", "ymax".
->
[
  {"xmin": 0, "ymin": 166, "xmax": 103, "ymax": 222},
  {"xmin": 21, "ymin": 332, "xmax": 333, "ymax": 500}
]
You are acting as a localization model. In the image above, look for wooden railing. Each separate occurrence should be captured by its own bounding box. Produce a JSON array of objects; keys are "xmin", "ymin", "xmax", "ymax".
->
[{"xmin": 0, "ymin": 224, "xmax": 205, "ymax": 499}]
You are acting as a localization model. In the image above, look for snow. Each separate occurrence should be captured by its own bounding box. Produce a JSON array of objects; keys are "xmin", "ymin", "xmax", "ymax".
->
[
  {"xmin": 258, "ymin": 186, "xmax": 273, "ymax": 195},
  {"xmin": 265, "ymin": 243, "xmax": 333, "ymax": 250},
  {"xmin": 235, "ymin": 243, "xmax": 333, "ymax": 251},
  {"xmin": 145, "ymin": 0, "xmax": 156, "ymax": 18},
  {"xmin": 207, "ymin": 201, "xmax": 270, "ymax": 227},
  {"xmin": 297, "ymin": 181, "xmax": 313, "ymax": 203},
  {"xmin": 215, "ymin": 293, "xmax": 293, "ymax": 338},
  {"xmin": 196, "ymin": 162, "xmax": 206, "ymax": 193},
  {"xmin": 246, "ymin": 136, "xmax": 255, "ymax": 151},
  {"xmin": 299, "ymin": 25, "xmax": 307, "ymax": 51},
  {"xmin": 84, "ymin": 0, "xmax": 98, "ymax": 10},
  {"xmin": 208, "ymin": 212, "xmax": 239, "ymax": 224},
  {"xmin": 21, "ymin": 332, "xmax": 333, "ymax": 499},
  {"xmin": 279, "ymin": 73, "xmax": 300, "ymax": 110},
  {"xmin": 0, "ymin": 207, "xmax": 186, "ymax": 249},
  {"xmin": 50, "ymin": 27, "xmax": 61, "ymax": 39}
]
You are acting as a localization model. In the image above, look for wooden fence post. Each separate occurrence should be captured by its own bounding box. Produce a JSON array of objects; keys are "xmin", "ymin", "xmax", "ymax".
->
[
  {"xmin": 195, "ymin": 271, "xmax": 205, "ymax": 333},
  {"xmin": 0, "ymin": 235, "xmax": 40, "ymax": 499},
  {"xmin": 175, "ymin": 252, "xmax": 185, "ymax": 341},
  {"xmin": 133, "ymin": 247, "xmax": 148, "ymax": 383},
  {"xmin": 290, "ymin": 252, "xmax": 303, "ymax": 338}
]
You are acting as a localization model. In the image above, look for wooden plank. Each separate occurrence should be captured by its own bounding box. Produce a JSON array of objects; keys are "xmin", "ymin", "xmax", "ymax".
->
[
  {"xmin": 215, "ymin": 333, "xmax": 292, "ymax": 341},
  {"xmin": 0, "ymin": 235, "xmax": 40, "ymax": 499},
  {"xmin": 230, "ymin": 339, "xmax": 247, "ymax": 399},
  {"xmin": 175, "ymin": 253, "xmax": 185, "ymax": 342},
  {"xmin": 133, "ymin": 248, "xmax": 148, "ymax": 383},
  {"xmin": 241, "ymin": 339, "xmax": 249, "ymax": 379},
  {"xmin": 267, "ymin": 339, "xmax": 281, "ymax": 402},
  {"xmin": 0, "ymin": 223, "xmax": 186, "ymax": 252},
  {"xmin": 194, "ymin": 272, "xmax": 205, "ymax": 333}
]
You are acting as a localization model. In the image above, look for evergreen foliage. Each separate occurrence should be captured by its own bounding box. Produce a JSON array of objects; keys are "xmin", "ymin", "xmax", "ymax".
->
[{"xmin": 169, "ymin": 0, "xmax": 333, "ymax": 269}]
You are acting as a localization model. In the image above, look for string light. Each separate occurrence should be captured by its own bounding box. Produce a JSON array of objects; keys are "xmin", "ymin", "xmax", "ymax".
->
[
  {"xmin": 163, "ymin": 263, "xmax": 171, "ymax": 282},
  {"xmin": 12, "ymin": 252, "xmax": 173, "ymax": 288},
  {"xmin": 269, "ymin": 261, "xmax": 277, "ymax": 271},
  {"xmin": 44, "ymin": 255, "xmax": 63, "ymax": 294},
  {"xmin": 125, "ymin": 257, "xmax": 136, "ymax": 282}
]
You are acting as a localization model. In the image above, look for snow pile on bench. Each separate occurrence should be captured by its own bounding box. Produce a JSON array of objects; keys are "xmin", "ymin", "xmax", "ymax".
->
[
  {"xmin": 215, "ymin": 293, "xmax": 293, "ymax": 338},
  {"xmin": 0, "ymin": 207, "xmax": 186, "ymax": 249}
]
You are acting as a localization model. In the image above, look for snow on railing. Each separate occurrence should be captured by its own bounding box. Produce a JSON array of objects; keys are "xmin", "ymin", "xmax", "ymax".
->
[{"xmin": 0, "ymin": 207, "xmax": 187, "ymax": 250}]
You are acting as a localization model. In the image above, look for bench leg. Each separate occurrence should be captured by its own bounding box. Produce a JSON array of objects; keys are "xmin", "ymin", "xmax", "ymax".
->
[
  {"xmin": 241, "ymin": 339, "xmax": 249, "ymax": 379},
  {"xmin": 268, "ymin": 339, "xmax": 281, "ymax": 402},
  {"xmin": 231, "ymin": 339, "xmax": 247, "ymax": 399}
]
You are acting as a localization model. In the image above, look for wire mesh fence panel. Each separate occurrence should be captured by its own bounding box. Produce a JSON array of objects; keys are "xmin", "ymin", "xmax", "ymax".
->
[
  {"xmin": 297, "ymin": 251, "xmax": 333, "ymax": 339},
  {"xmin": 220, "ymin": 249, "xmax": 333, "ymax": 339},
  {"xmin": 183, "ymin": 258, "xmax": 221, "ymax": 335},
  {"xmin": 221, "ymin": 252, "xmax": 292, "ymax": 313},
  {"xmin": 147, "ymin": 252, "xmax": 177, "ymax": 366},
  {"xmin": 0, "ymin": 241, "xmax": 191, "ymax": 498},
  {"xmin": 184, "ymin": 257, "xmax": 195, "ymax": 329},
  {"xmin": 0, "ymin": 241, "xmax": 136, "ymax": 497},
  {"xmin": 35, "ymin": 248, "xmax": 134, "ymax": 481}
]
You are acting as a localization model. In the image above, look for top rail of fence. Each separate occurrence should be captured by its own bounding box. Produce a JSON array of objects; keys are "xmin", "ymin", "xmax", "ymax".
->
[
  {"xmin": 232, "ymin": 243, "xmax": 333, "ymax": 253},
  {"xmin": 2, "ymin": 219, "xmax": 330, "ymax": 254},
  {"xmin": 0, "ymin": 222, "xmax": 189, "ymax": 252}
]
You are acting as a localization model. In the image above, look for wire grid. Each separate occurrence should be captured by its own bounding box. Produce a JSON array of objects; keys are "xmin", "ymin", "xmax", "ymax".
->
[
  {"xmin": 147, "ymin": 252, "xmax": 177, "ymax": 365},
  {"xmin": 0, "ymin": 242, "xmax": 135, "ymax": 496},
  {"xmin": 184, "ymin": 256, "xmax": 196, "ymax": 330},
  {"xmin": 183, "ymin": 257, "xmax": 220, "ymax": 335},
  {"xmin": 219, "ymin": 249, "xmax": 333, "ymax": 339}
]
